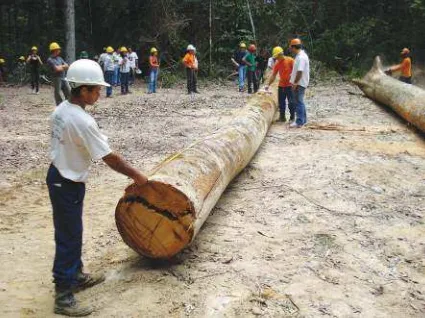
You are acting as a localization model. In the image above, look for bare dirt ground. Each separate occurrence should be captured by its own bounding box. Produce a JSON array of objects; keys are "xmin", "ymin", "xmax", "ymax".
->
[{"xmin": 0, "ymin": 77, "xmax": 425, "ymax": 318}]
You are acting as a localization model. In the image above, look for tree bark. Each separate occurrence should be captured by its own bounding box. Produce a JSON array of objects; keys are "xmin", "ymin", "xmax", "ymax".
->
[
  {"xmin": 115, "ymin": 83, "xmax": 278, "ymax": 259},
  {"xmin": 64, "ymin": 0, "xmax": 75, "ymax": 63},
  {"xmin": 353, "ymin": 56, "xmax": 425, "ymax": 133}
]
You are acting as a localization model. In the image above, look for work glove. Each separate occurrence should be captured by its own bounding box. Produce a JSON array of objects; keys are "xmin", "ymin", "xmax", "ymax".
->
[{"xmin": 385, "ymin": 69, "xmax": 392, "ymax": 76}]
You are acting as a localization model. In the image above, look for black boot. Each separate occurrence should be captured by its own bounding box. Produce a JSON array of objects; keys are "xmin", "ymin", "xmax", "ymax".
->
[
  {"xmin": 72, "ymin": 271, "xmax": 105, "ymax": 293},
  {"xmin": 54, "ymin": 287, "xmax": 93, "ymax": 317},
  {"xmin": 279, "ymin": 113, "xmax": 286, "ymax": 122}
]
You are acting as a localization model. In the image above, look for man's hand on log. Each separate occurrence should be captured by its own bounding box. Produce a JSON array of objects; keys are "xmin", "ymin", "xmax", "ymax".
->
[{"xmin": 385, "ymin": 69, "xmax": 392, "ymax": 76}]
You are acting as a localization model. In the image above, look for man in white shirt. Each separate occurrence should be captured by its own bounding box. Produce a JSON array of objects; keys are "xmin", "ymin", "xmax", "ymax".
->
[
  {"xmin": 289, "ymin": 38, "xmax": 310, "ymax": 128},
  {"xmin": 46, "ymin": 59, "xmax": 147, "ymax": 316},
  {"xmin": 127, "ymin": 47, "xmax": 138, "ymax": 85}
]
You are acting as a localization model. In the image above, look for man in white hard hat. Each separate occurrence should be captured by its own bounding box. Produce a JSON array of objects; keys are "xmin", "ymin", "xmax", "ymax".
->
[
  {"xmin": 46, "ymin": 59, "xmax": 148, "ymax": 316},
  {"xmin": 183, "ymin": 44, "xmax": 199, "ymax": 94}
]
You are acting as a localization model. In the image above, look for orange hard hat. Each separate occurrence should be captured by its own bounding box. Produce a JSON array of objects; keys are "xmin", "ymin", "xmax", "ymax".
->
[
  {"xmin": 248, "ymin": 44, "xmax": 256, "ymax": 52},
  {"xmin": 401, "ymin": 48, "xmax": 410, "ymax": 55},
  {"xmin": 290, "ymin": 38, "xmax": 302, "ymax": 46}
]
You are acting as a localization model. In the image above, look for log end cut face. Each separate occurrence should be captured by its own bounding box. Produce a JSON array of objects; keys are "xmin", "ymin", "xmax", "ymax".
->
[{"xmin": 115, "ymin": 181, "xmax": 195, "ymax": 259}]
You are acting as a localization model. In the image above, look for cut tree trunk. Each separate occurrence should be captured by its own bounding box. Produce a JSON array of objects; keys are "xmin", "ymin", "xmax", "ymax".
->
[
  {"xmin": 353, "ymin": 56, "xmax": 425, "ymax": 133},
  {"xmin": 115, "ymin": 86, "xmax": 278, "ymax": 259}
]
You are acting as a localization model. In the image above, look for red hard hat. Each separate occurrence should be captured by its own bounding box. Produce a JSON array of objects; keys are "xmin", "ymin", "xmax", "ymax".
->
[{"xmin": 248, "ymin": 44, "xmax": 256, "ymax": 52}]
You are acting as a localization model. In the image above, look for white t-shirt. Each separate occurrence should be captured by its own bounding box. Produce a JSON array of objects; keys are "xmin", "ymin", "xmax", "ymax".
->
[
  {"xmin": 290, "ymin": 50, "xmax": 310, "ymax": 88},
  {"xmin": 50, "ymin": 101, "xmax": 112, "ymax": 183},
  {"xmin": 267, "ymin": 57, "xmax": 275, "ymax": 69},
  {"xmin": 128, "ymin": 52, "xmax": 138, "ymax": 68},
  {"xmin": 103, "ymin": 54, "xmax": 115, "ymax": 72},
  {"xmin": 98, "ymin": 52, "xmax": 108, "ymax": 65},
  {"xmin": 120, "ymin": 55, "xmax": 131, "ymax": 73}
]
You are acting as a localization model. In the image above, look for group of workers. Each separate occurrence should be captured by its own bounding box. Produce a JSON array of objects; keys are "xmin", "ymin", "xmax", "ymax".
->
[{"xmin": 0, "ymin": 38, "xmax": 414, "ymax": 316}]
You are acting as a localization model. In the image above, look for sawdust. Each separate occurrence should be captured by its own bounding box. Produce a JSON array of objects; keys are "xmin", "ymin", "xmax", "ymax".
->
[{"xmin": 0, "ymin": 80, "xmax": 424, "ymax": 317}]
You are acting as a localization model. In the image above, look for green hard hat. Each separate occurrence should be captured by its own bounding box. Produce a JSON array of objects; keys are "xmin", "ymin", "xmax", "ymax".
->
[{"xmin": 79, "ymin": 51, "xmax": 89, "ymax": 59}]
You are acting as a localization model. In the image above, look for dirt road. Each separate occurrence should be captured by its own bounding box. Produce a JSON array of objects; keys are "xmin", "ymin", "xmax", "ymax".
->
[{"xmin": 0, "ymin": 79, "xmax": 424, "ymax": 317}]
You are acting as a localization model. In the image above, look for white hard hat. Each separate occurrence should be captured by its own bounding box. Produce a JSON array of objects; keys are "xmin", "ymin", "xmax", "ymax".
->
[
  {"xmin": 65, "ymin": 59, "xmax": 110, "ymax": 88},
  {"xmin": 187, "ymin": 44, "xmax": 195, "ymax": 51}
]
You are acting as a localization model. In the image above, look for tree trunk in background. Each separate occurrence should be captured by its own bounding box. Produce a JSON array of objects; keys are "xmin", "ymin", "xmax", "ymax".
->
[
  {"xmin": 354, "ymin": 56, "xmax": 425, "ymax": 133},
  {"xmin": 64, "ymin": 0, "xmax": 75, "ymax": 63}
]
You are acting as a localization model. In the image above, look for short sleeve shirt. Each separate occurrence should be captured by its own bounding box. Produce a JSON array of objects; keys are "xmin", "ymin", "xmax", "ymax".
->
[
  {"xmin": 47, "ymin": 56, "xmax": 66, "ymax": 78},
  {"xmin": 290, "ymin": 50, "xmax": 310, "ymax": 88},
  {"xmin": 234, "ymin": 50, "xmax": 247, "ymax": 65},
  {"xmin": 273, "ymin": 57, "xmax": 294, "ymax": 87},
  {"xmin": 128, "ymin": 52, "xmax": 138, "ymax": 68},
  {"xmin": 244, "ymin": 53, "xmax": 256, "ymax": 71},
  {"xmin": 50, "ymin": 101, "xmax": 112, "ymax": 182}
]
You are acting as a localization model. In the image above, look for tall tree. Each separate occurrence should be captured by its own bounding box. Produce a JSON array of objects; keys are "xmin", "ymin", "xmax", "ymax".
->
[{"xmin": 64, "ymin": 0, "xmax": 75, "ymax": 62}]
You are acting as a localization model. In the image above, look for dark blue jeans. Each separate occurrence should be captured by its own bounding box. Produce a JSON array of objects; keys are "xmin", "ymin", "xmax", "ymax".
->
[
  {"xmin": 294, "ymin": 86, "xmax": 307, "ymax": 125},
  {"xmin": 104, "ymin": 71, "xmax": 114, "ymax": 96},
  {"xmin": 120, "ymin": 72, "xmax": 129, "ymax": 94},
  {"xmin": 278, "ymin": 86, "xmax": 295, "ymax": 120},
  {"xmin": 46, "ymin": 164, "xmax": 85, "ymax": 289}
]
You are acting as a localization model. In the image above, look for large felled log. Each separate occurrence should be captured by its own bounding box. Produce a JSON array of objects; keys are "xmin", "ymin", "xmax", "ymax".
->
[
  {"xmin": 115, "ymin": 87, "xmax": 278, "ymax": 259},
  {"xmin": 354, "ymin": 56, "xmax": 425, "ymax": 133}
]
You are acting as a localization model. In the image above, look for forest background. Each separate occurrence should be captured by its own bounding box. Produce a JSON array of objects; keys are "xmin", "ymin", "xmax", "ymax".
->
[{"xmin": 1, "ymin": 0, "xmax": 425, "ymax": 77}]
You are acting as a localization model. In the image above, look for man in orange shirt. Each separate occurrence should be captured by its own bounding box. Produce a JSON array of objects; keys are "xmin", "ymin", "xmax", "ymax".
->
[
  {"xmin": 265, "ymin": 46, "xmax": 295, "ymax": 122},
  {"xmin": 183, "ymin": 44, "xmax": 199, "ymax": 94},
  {"xmin": 386, "ymin": 48, "xmax": 412, "ymax": 84}
]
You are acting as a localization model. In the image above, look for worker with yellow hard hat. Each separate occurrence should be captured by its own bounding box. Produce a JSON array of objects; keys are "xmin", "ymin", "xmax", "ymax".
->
[
  {"xmin": 103, "ymin": 46, "xmax": 115, "ymax": 97},
  {"xmin": 288, "ymin": 38, "xmax": 310, "ymax": 128},
  {"xmin": 118, "ymin": 46, "xmax": 131, "ymax": 94},
  {"xmin": 16, "ymin": 56, "xmax": 27, "ymax": 85},
  {"xmin": 385, "ymin": 47, "xmax": 412, "ymax": 84},
  {"xmin": 26, "ymin": 45, "xmax": 43, "ymax": 94},
  {"xmin": 265, "ymin": 46, "xmax": 296, "ymax": 122},
  {"xmin": 148, "ymin": 47, "xmax": 160, "ymax": 93},
  {"xmin": 47, "ymin": 42, "xmax": 71, "ymax": 105},
  {"xmin": 231, "ymin": 42, "xmax": 248, "ymax": 92}
]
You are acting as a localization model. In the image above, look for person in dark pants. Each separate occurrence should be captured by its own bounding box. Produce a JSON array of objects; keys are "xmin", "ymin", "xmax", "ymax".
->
[
  {"xmin": 47, "ymin": 42, "xmax": 71, "ymax": 105},
  {"xmin": 103, "ymin": 46, "xmax": 115, "ymax": 97},
  {"xmin": 119, "ymin": 46, "xmax": 130, "ymax": 94},
  {"xmin": 183, "ymin": 44, "xmax": 199, "ymax": 94},
  {"xmin": 27, "ymin": 46, "xmax": 43, "ymax": 94},
  {"xmin": 385, "ymin": 48, "xmax": 412, "ymax": 84},
  {"xmin": 243, "ymin": 44, "xmax": 258, "ymax": 94},
  {"xmin": 265, "ymin": 46, "xmax": 295, "ymax": 122},
  {"xmin": 47, "ymin": 59, "xmax": 148, "ymax": 316},
  {"xmin": 256, "ymin": 48, "xmax": 269, "ymax": 84}
]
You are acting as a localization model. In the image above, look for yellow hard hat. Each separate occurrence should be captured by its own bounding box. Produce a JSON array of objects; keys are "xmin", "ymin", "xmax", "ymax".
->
[
  {"xmin": 31, "ymin": 46, "xmax": 38, "ymax": 51},
  {"xmin": 272, "ymin": 46, "xmax": 284, "ymax": 58},
  {"xmin": 240, "ymin": 42, "xmax": 247, "ymax": 48},
  {"xmin": 49, "ymin": 42, "xmax": 61, "ymax": 51},
  {"xmin": 150, "ymin": 47, "xmax": 158, "ymax": 53},
  {"xmin": 120, "ymin": 46, "xmax": 128, "ymax": 53},
  {"xmin": 106, "ymin": 46, "xmax": 114, "ymax": 53},
  {"xmin": 0, "ymin": 58, "xmax": 5, "ymax": 64},
  {"xmin": 19, "ymin": 56, "xmax": 25, "ymax": 61}
]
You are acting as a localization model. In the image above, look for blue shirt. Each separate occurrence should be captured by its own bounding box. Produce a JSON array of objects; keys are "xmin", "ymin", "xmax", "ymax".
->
[{"xmin": 47, "ymin": 56, "xmax": 67, "ymax": 78}]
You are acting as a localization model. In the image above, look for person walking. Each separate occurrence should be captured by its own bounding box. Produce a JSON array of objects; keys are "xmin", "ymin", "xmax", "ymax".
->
[
  {"xmin": 148, "ymin": 47, "xmax": 160, "ymax": 94},
  {"xmin": 385, "ymin": 48, "xmax": 412, "ymax": 84},
  {"xmin": 46, "ymin": 59, "xmax": 148, "ymax": 316},
  {"xmin": 127, "ymin": 47, "xmax": 138, "ymax": 85},
  {"xmin": 243, "ymin": 44, "xmax": 258, "ymax": 94},
  {"xmin": 103, "ymin": 46, "xmax": 115, "ymax": 97},
  {"xmin": 119, "ymin": 46, "xmax": 130, "ymax": 94},
  {"xmin": 47, "ymin": 42, "xmax": 71, "ymax": 105},
  {"xmin": 289, "ymin": 38, "xmax": 310, "ymax": 128},
  {"xmin": 27, "ymin": 46, "xmax": 43, "ymax": 94},
  {"xmin": 97, "ymin": 47, "xmax": 107, "ymax": 70},
  {"xmin": 183, "ymin": 44, "xmax": 199, "ymax": 94},
  {"xmin": 231, "ymin": 42, "xmax": 248, "ymax": 92},
  {"xmin": 265, "ymin": 46, "xmax": 295, "ymax": 122}
]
